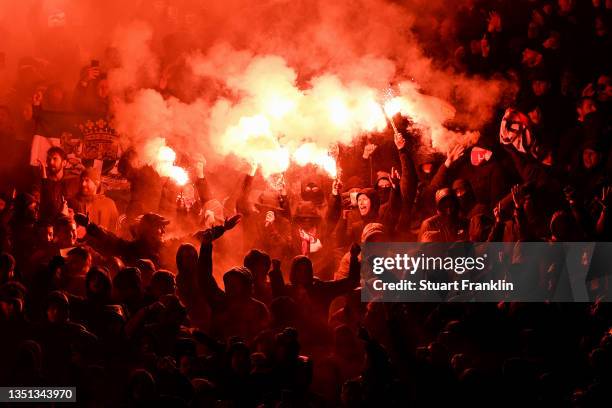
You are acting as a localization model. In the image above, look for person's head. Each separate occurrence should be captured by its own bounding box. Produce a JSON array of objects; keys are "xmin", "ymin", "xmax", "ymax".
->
[
  {"xmin": 149, "ymin": 270, "xmax": 176, "ymax": 299},
  {"xmin": 301, "ymin": 181, "xmax": 324, "ymax": 204},
  {"xmin": 577, "ymin": 97, "xmax": 598, "ymax": 122},
  {"xmin": 582, "ymin": 140, "xmax": 603, "ymax": 169},
  {"xmin": 80, "ymin": 167, "xmax": 101, "ymax": 197},
  {"xmin": 117, "ymin": 149, "xmax": 139, "ymax": 178},
  {"xmin": 85, "ymin": 266, "xmax": 112, "ymax": 303},
  {"xmin": 270, "ymin": 296, "xmax": 299, "ymax": 328},
  {"xmin": 228, "ymin": 342, "xmax": 251, "ymax": 376},
  {"xmin": 53, "ymin": 216, "xmax": 77, "ymax": 248},
  {"xmin": 596, "ymin": 74, "xmax": 612, "ymax": 102},
  {"xmin": 290, "ymin": 255, "xmax": 314, "ymax": 287},
  {"xmin": 128, "ymin": 369, "xmax": 156, "ymax": 403},
  {"xmin": 176, "ymin": 244, "xmax": 197, "ymax": 276},
  {"xmin": 136, "ymin": 213, "xmax": 169, "ymax": 247},
  {"xmin": 531, "ymin": 78, "xmax": 551, "ymax": 96},
  {"xmin": 134, "ymin": 259, "xmax": 155, "ymax": 287},
  {"xmin": 0, "ymin": 253, "xmax": 16, "ymax": 284},
  {"xmin": 542, "ymin": 31, "xmax": 561, "ymax": 50},
  {"xmin": 452, "ymin": 179, "xmax": 475, "ymax": 212},
  {"xmin": 243, "ymin": 249, "xmax": 271, "ymax": 284},
  {"xmin": 274, "ymin": 327, "xmax": 301, "ymax": 363},
  {"xmin": 41, "ymin": 224, "xmax": 53, "ymax": 243},
  {"xmin": 356, "ymin": 188, "xmax": 380, "ymax": 218},
  {"xmin": 360, "ymin": 223, "xmax": 386, "ymax": 243},
  {"xmin": 222, "ymin": 267, "xmax": 253, "ymax": 299},
  {"xmin": 46, "ymin": 146, "xmax": 67, "ymax": 177},
  {"xmin": 97, "ymin": 75, "xmax": 110, "ymax": 99},
  {"xmin": 46, "ymin": 290, "xmax": 69, "ymax": 323},
  {"xmin": 113, "ymin": 267, "xmax": 143, "ymax": 304},
  {"xmin": 14, "ymin": 193, "xmax": 38, "ymax": 222},
  {"xmin": 44, "ymin": 83, "xmax": 65, "ymax": 109},
  {"xmin": 375, "ymin": 172, "xmax": 392, "ymax": 203},
  {"xmin": 550, "ymin": 210, "xmax": 580, "ymax": 241},
  {"xmin": 435, "ymin": 188, "xmax": 459, "ymax": 219},
  {"xmin": 558, "ymin": 0, "xmax": 574, "ymax": 14},
  {"xmin": 522, "ymin": 48, "xmax": 543, "ymax": 68},
  {"xmin": 65, "ymin": 246, "xmax": 92, "ymax": 277},
  {"xmin": 595, "ymin": 14, "xmax": 608, "ymax": 37}
]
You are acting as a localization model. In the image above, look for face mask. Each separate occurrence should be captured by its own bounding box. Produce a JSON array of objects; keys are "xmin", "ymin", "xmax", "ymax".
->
[{"xmin": 378, "ymin": 187, "xmax": 391, "ymax": 203}]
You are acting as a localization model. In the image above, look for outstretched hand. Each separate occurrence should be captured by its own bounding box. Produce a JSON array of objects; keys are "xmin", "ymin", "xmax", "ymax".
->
[
  {"xmin": 390, "ymin": 166, "xmax": 400, "ymax": 188},
  {"xmin": 74, "ymin": 212, "xmax": 89, "ymax": 227},
  {"xmin": 445, "ymin": 145, "xmax": 465, "ymax": 168},
  {"xmin": 511, "ymin": 184, "xmax": 524, "ymax": 209},
  {"xmin": 350, "ymin": 243, "xmax": 361, "ymax": 257},
  {"xmin": 224, "ymin": 214, "xmax": 242, "ymax": 231},
  {"xmin": 394, "ymin": 132, "xmax": 406, "ymax": 150}
]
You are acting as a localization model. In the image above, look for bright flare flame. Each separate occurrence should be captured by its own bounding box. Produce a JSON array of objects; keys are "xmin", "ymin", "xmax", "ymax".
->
[
  {"xmin": 293, "ymin": 143, "xmax": 337, "ymax": 178},
  {"xmin": 156, "ymin": 145, "xmax": 189, "ymax": 186},
  {"xmin": 383, "ymin": 97, "xmax": 402, "ymax": 117}
]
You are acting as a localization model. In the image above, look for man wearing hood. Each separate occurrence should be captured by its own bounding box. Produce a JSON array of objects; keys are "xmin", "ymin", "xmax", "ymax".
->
[
  {"xmin": 236, "ymin": 168, "xmax": 292, "ymax": 262},
  {"xmin": 419, "ymin": 188, "xmax": 468, "ymax": 242},
  {"xmin": 76, "ymin": 212, "xmax": 214, "ymax": 270},
  {"xmin": 196, "ymin": 215, "xmax": 269, "ymax": 340},
  {"xmin": 269, "ymin": 244, "xmax": 361, "ymax": 342}
]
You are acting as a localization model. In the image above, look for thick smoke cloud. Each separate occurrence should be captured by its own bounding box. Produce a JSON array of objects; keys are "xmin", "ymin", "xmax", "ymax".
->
[{"xmin": 1, "ymin": 0, "xmax": 508, "ymax": 177}]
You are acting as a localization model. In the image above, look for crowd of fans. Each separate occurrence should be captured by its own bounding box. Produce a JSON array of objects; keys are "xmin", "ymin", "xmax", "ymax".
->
[{"xmin": 0, "ymin": 0, "xmax": 611, "ymax": 406}]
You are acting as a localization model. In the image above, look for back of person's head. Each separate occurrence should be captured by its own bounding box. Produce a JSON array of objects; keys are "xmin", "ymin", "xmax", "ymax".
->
[
  {"xmin": 46, "ymin": 146, "xmax": 67, "ymax": 161},
  {"xmin": 270, "ymin": 296, "xmax": 298, "ymax": 328},
  {"xmin": 222, "ymin": 266, "xmax": 253, "ymax": 299},
  {"xmin": 127, "ymin": 369, "xmax": 156, "ymax": 403},
  {"xmin": 117, "ymin": 148, "xmax": 138, "ymax": 177},
  {"xmin": 113, "ymin": 267, "xmax": 143, "ymax": 303},
  {"xmin": 85, "ymin": 266, "xmax": 112, "ymax": 303},
  {"xmin": 46, "ymin": 290, "xmax": 69, "ymax": 323},
  {"xmin": 134, "ymin": 259, "xmax": 155, "ymax": 287},
  {"xmin": 65, "ymin": 246, "xmax": 92, "ymax": 277},
  {"xmin": 290, "ymin": 255, "xmax": 314, "ymax": 287},
  {"xmin": 275, "ymin": 327, "xmax": 301, "ymax": 362},
  {"xmin": 243, "ymin": 249, "xmax": 271, "ymax": 279},
  {"xmin": 150, "ymin": 270, "xmax": 176, "ymax": 299},
  {"xmin": 175, "ymin": 244, "xmax": 197, "ymax": 275},
  {"xmin": 228, "ymin": 341, "xmax": 251, "ymax": 375},
  {"xmin": 53, "ymin": 216, "xmax": 76, "ymax": 247},
  {"xmin": 0, "ymin": 253, "xmax": 16, "ymax": 283}
]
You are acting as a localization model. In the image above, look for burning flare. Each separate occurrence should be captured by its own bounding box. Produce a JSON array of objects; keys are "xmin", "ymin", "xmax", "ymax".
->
[{"xmin": 155, "ymin": 144, "xmax": 189, "ymax": 186}]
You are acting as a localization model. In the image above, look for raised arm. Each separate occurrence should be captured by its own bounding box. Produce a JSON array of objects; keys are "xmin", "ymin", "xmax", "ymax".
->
[
  {"xmin": 75, "ymin": 214, "xmax": 132, "ymax": 258},
  {"xmin": 396, "ymin": 134, "xmax": 418, "ymax": 222},
  {"xmin": 196, "ymin": 215, "xmax": 242, "ymax": 308},
  {"xmin": 318, "ymin": 243, "xmax": 361, "ymax": 299},
  {"xmin": 268, "ymin": 259, "xmax": 286, "ymax": 298}
]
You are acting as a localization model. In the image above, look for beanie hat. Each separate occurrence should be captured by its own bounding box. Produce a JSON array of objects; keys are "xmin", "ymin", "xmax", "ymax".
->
[
  {"xmin": 361, "ymin": 222, "xmax": 385, "ymax": 243},
  {"xmin": 81, "ymin": 167, "xmax": 101, "ymax": 185},
  {"xmin": 356, "ymin": 188, "xmax": 381, "ymax": 216}
]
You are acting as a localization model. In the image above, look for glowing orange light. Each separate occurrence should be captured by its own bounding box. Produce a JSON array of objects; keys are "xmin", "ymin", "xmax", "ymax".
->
[{"xmin": 156, "ymin": 145, "xmax": 189, "ymax": 186}]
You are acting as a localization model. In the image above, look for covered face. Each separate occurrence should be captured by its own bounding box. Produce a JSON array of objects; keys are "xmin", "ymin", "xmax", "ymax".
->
[{"xmin": 375, "ymin": 172, "xmax": 392, "ymax": 203}]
